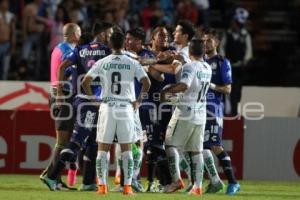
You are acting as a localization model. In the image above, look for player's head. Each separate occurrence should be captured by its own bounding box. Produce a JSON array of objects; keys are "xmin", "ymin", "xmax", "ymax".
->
[
  {"xmin": 151, "ymin": 26, "xmax": 169, "ymax": 49},
  {"xmin": 110, "ymin": 31, "xmax": 124, "ymax": 50},
  {"xmin": 189, "ymin": 39, "xmax": 204, "ymax": 58},
  {"xmin": 201, "ymin": 28, "xmax": 220, "ymax": 55},
  {"xmin": 92, "ymin": 21, "xmax": 114, "ymax": 45},
  {"xmin": 173, "ymin": 20, "xmax": 195, "ymax": 45},
  {"xmin": 125, "ymin": 28, "xmax": 146, "ymax": 52},
  {"xmin": 63, "ymin": 23, "xmax": 81, "ymax": 43}
]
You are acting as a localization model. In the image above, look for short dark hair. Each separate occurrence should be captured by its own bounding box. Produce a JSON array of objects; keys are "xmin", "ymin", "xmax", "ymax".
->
[
  {"xmin": 177, "ymin": 20, "xmax": 195, "ymax": 41},
  {"xmin": 202, "ymin": 28, "xmax": 220, "ymax": 41},
  {"xmin": 110, "ymin": 31, "xmax": 124, "ymax": 49},
  {"xmin": 189, "ymin": 39, "xmax": 204, "ymax": 57},
  {"xmin": 92, "ymin": 21, "xmax": 114, "ymax": 37},
  {"xmin": 126, "ymin": 28, "xmax": 146, "ymax": 43}
]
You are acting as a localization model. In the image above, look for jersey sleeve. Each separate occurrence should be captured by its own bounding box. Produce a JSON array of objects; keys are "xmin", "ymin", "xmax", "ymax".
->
[
  {"xmin": 179, "ymin": 63, "xmax": 194, "ymax": 88},
  {"xmin": 64, "ymin": 48, "xmax": 78, "ymax": 63},
  {"xmin": 86, "ymin": 60, "xmax": 102, "ymax": 79},
  {"xmin": 134, "ymin": 61, "xmax": 147, "ymax": 81},
  {"xmin": 221, "ymin": 59, "xmax": 233, "ymax": 84}
]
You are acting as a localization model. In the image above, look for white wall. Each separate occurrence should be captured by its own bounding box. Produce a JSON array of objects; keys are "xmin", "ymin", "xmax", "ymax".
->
[
  {"xmin": 241, "ymin": 86, "xmax": 300, "ymax": 117},
  {"xmin": 243, "ymin": 118, "xmax": 300, "ymax": 181}
]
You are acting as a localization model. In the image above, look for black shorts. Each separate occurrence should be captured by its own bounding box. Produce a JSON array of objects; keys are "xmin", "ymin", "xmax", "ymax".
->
[{"xmin": 49, "ymin": 89, "xmax": 74, "ymax": 132}]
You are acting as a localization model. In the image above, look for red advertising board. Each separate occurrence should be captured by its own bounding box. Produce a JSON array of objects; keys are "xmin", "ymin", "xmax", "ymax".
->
[{"xmin": 0, "ymin": 110, "xmax": 244, "ymax": 179}]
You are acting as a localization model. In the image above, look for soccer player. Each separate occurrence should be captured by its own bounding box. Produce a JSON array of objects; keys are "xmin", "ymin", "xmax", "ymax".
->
[
  {"xmin": 40, "ymin": 23, "xmax": 81, "ymax": 189},
  {"xmin": 143, "ymin": 26, "xmax": 176, "ymax": 192},
  {"xmin": 125, "ymin": 27, "xmax": 161, "ymax": 192},
  {"xmin": 201, "ymin": 29, "xmax": 240, "ymax": 195},
  {"xmin": 82, "ymin": 31, "xmax": 151, "ymax": 195},
  {"xmin": 161, "ymin": 39, "xmax": 212, "ymax": 195},
  {"xmin": 40, "ymin": 22, "xmax": 112, "ymax": 191},
  {"xmin": 152, "ymin": 21, "xmax": 196, "ymax": 192}
]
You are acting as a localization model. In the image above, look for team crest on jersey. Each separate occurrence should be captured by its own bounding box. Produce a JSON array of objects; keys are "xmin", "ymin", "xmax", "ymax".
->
[
  {"xmin": 90, "ymin": 44, "xmax": 98, "ymax": 48},
  {"xmin": 210, "ymin": 62, "xmax": 217, "ymax": 70}
]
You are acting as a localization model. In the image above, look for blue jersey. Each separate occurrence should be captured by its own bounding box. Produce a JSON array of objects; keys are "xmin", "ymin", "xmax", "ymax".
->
[
  {"xmin": 134, "ymin": 48, "xmax": 157, "ymax": 108},
  {"xmin": 55, "ymin": 42, "xmax": 75, "ymax": 93},
  {"xmin": 205, "ymin": 55, "xmax": 232, "ymax": 117},
  {"xmin": 65, "ymin": 42, "xmax": 111, "ymax": 98}
]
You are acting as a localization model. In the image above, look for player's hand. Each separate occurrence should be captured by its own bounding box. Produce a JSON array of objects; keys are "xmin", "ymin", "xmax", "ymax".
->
[
  {"xmin": 131, "ymin": 100, "xmax": 140, "ymax": 110},
  {"xmin": 160, "ymin": 91, "xmax": 166, "ymax": 102}
]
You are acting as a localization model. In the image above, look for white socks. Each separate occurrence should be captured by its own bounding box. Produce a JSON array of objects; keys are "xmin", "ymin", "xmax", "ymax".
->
[
  {"xmin": 191, "ymin": 153, "xmax": 204, "ymax": 188},
  {"xmin": 203, "ymin": 149, "xmax": 221, "ymax": 185},
  {"xmin": 96, "ymin": 151, "xmax": 109, "ymax": 185},
  {"xmin": 166, "ymin": 147, "xmax": 181, "ymax": 181},
  {"xmin": 122, "ymin": 151, "xmax": 134, "ymax": 185}
]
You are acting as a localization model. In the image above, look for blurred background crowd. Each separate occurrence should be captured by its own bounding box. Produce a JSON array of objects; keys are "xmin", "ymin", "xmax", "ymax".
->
[{"xmin": 1, "ymin": 0, "xmax": 300, "ymax": 87}]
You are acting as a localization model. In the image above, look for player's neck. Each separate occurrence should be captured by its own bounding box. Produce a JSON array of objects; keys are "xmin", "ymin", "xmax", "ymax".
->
[
  {"xmin": 207, "ymin": 50, "xmax": 218, "ymax": 59},
  {"xmin": 113, "ymin": 49, "xmax": 122, "ymax": 54}
]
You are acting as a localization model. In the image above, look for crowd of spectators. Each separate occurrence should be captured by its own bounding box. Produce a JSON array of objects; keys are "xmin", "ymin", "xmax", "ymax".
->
[{"xmin": 2, "ymin": 0, "xmax": 239, "ymax": 81}]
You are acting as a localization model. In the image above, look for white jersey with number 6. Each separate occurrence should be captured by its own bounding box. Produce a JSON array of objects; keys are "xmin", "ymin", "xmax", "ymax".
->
[
  {"xmin": 87, "ymin": 54, "xmax": 147, "ymax": 102},
  {"xmin": 177, "ymin": 59, "xmax": 212, "ymax": 125}
]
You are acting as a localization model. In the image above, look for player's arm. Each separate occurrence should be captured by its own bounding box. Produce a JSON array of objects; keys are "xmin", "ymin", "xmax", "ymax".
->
[
  {"xmin": 57, "ymin": 60, "xmax": 74, "ymax": 100},
  {"xmin": 210, "ymin": 83, "xmax": 231, "ymax": 95},
  {"xmin": 81, "ymin": 75, "xmax": 95, "ymax": 100},
  {"xmin": 151, "ymin": 60, "xmax": 182, "ymax": 74},
  {"xmin": 133, "ymin": 76, "xmax": 151, "ymax": 110},
  {"xmin": 210, "ymin": 59, "xmax": 232, "ymax": 95},
  {"xmin": 148, "ymin": 67, "xmax": 164, "ymax": 82}
]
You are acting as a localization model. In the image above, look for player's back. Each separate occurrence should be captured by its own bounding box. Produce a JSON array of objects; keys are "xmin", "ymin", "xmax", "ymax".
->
[
  {"xmin": 177, "ymin": 59, "xmax": 212, "ymax": 124},
  {"xmin": 94, "ymin": 54, "xmax": 144, "ymax": 102}
]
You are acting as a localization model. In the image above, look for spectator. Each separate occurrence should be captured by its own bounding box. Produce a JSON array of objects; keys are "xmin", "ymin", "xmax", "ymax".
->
[
  {"xmin": 141, "ymin": 0, "xmax": 164, "ymax": 31},
  {"xmin": 21, "ymin": 0, "xmax": 45, "ymax": 79},
  {"xmin": 0, "ymin": 0, "xmax": 16, "ymax": 80},
  {"xmin": 176, "ymin": 0, "xmax": 198, "ymax": 25},
  {"xmin": 220, "ymin": 7, "xmax": 253, "ymax": 116},
  {"xmin": 192, "ymin": 0, "xmax": 210, "ymax": 28}
]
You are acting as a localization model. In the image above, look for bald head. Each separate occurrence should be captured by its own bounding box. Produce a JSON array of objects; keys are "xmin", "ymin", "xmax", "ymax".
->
[
  {"xmin": 63, "ymin": 23, "xmax": 81, "ymax": 44},
  {"xmin": 63, "ymin": 23, "xmax": 81, "ymax": 38}
]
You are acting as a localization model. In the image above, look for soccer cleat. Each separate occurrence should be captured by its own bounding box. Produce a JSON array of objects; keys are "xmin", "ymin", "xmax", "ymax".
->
[
  {"xmin": 188, "ymin": 187, "xmax": 202, "ymax": 195},
  {"xmin": 205, "ymin": 181, "xmax": 225, "ymax": 193},
  {"xmin": 131, "ymin": 179, "xmax": 145, "ymax": 192},
  {"xmin": 123, "ymin": 185, "xmax": 135, "ymax": 195},
  {"xmin": 183, "ymin": 182, "xmax": 193, "ymax": 193},
  {"xmin": 226, "ymin": 183, "xmax": 240, "ymax": 195},
  {"xmin": 146, "ymin": 181, "xmax": 156, "ymax": 192},
  {"xmin": 111, "ymin": 185, "xmax": 123, "ymax": 192},
  {"xmin": 67, "ymin": 169, "xmax": 77, "ymax": 186},
  {"xmin": 97, "ymin": 184, "xmax": 108, "ymax": 194},
  {"xmin": 164, "ymin": 179, "xmax": 185, "ymax": 193},
  {"xmin": 56, "ymin": 179, "xmax": 77, "ymax": 190},
  {"xmin": 41, "ymin": 176, "xmax": 57, "ymax": 191},
  {"xmin": 78, "ymin": 184, "xmax": 98, "ymax": 191},
  {"xmin": 156, "ymin": 184, "xmax": 165, "ymax": 193}
]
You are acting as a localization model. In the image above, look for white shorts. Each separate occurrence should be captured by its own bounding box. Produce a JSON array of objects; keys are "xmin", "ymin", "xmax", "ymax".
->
[
  {"xmin": 165, "ymin": 110, "xmax": 205, "ymax": 152},
  {"xmin": 96, "ymin": 102, "xmax": 135, "ymax": 144},
  {"xmin": 134, "ymin": 111, "xmax": 144, "ymax": 142}
]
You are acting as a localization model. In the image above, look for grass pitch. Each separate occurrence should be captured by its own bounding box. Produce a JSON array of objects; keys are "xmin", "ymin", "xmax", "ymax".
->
[{"xmin": 0, "ymin": 175, "xmax": 299, "ymax": 200}]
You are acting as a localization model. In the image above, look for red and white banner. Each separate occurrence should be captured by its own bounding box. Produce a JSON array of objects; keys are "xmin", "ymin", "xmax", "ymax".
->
[{"xmin": 0, "ymin": 81, "xmax": 50, "ymax": 110}]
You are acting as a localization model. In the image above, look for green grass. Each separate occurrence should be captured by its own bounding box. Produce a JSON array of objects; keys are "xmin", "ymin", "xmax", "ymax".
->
[{"xmin": 0, "ymin": 175, "xmax": 299, "ymax": 200}]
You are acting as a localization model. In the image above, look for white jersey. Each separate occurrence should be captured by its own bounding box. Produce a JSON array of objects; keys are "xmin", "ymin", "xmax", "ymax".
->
[
  {"xmin": 176, "ymin": 45, "xmax": 191, "ymax": 63},
  {"xmin": 176, "ymin": 59, "xmax": 212, "ymax": 124},
  {"xmin": 87, "ymin": 54, "xmax": 147, "ymax": 102}
]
